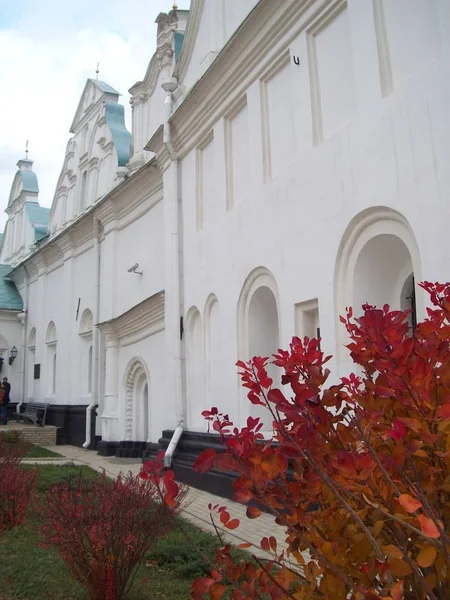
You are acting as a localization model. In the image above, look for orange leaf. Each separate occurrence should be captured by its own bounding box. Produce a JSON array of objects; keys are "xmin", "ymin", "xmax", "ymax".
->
[
  {"xmin": 418, "ymin": 515, "xmax": 441, "ymax": 539},
  {"xmin": 417, "ymin": 545, "xmax": 437, "ymax": 568},
  {"xmin": 238, "ymin": 542, "xmax": 252, "ymax": 549},
  {"xmin": 246, "ymin": 505, "xmax": 262, "ymax": 519},
  {"xmin": 210, "ymin": 582, "xmax": 227, "ymax": 600},
  {"xmin": 398, "ymin": 494, "xmax": 422, "ymax": 513},
  {"xmin": 390, "ymin": 581, "xmax": 403, "ymax": 600},
  {"xmin": 225, "ymin": 518, "xmax": 240, "ymax": 530},
  {"xmin": 388, "ymin": 558, "xmax": 412, "ymax": 577},
  {"xmin": 382, "ymin": 545, "xmax": 403, "ymax": 559}
]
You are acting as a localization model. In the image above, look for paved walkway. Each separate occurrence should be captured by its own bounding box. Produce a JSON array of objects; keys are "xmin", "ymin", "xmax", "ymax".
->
[{"xmin": 29, "ymin": 445, "xmax": 293, "ymax": 561}]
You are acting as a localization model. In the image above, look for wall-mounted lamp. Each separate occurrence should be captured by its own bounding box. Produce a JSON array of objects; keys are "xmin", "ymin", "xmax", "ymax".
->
[
  {"xmin": 9, "ymin": 346, "xmax": 18, "ymax": 366},
  {"xmin": 127, "ymin": 263, "xmax": 143, "ymax": 275}
]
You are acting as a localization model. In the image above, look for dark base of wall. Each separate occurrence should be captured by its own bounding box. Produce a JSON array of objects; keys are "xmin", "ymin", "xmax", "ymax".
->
[
  {"xmin": 6, "ymin": 403, "xmax": 18, "ymax": 420},
  {"xmin": 97, "ymin": 440, "xmax": 148, "ymax": 459},
  {"xmin": 44, "ymin": 405, "xmax": 96, "ymax": 447},
  {"xmin": 143, "ymin": 431, "xmax": 320, "ymax": 513},
  {"xmin": 144, "ymin": 430, "xmax": 237, "ymax": 500}
]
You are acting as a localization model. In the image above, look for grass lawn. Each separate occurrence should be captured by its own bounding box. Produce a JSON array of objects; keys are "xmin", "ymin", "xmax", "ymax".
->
[
  {"xmin": 0, "ymin": 465, "xmax": 243, "ymax": 600},
  {"xmin": 23, "ymin": 444, "xmax": 62, "ymax": 458}
]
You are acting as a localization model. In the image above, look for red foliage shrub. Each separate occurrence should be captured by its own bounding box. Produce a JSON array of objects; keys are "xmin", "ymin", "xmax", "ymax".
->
[
  {"xmin": 0, "ymin": 436, "xmax": 37, "ymax": 533},
  {"xmin": 41, "ymin": 468, "xmax": 187, "ymax": 600},
  {"xmin": 187, "ymin": 281, "xmax": 450, "ymax": 599}
]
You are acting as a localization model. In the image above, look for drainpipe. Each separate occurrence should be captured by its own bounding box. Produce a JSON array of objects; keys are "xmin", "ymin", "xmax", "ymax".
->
[
  {"xmin": 16, "ymin": 264, "xmax": 29, "ymax": 413},
  {"xmin": 83, "ymin": 217, "xmax": 100, "ymax": 448},
  {"xmin": 161, "ymin": 77, "xmax": 186, "ymax": 467}
]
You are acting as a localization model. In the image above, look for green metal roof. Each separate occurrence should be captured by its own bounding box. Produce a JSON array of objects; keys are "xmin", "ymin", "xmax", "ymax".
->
[
  {"xmin": 25, "ymin": 203, "xmax": 50, "ymax": 241},
  {"xmin": 175, "ymin": 31, "xmax": 184, "ymax": 62},
  {"xmin": 89, "ymin": 79, "xmax": 120, "ymax": 96},
  {"xmin": 20, "ymin": 168, "xmax": 39, "ymax": 194},
  {"xmin": 105, "ymin": 101, "xmax": 131, "ymax": 167},
  {"xmin": 0, "ymin": 265, "xmax": 23, "ymax": 311}
]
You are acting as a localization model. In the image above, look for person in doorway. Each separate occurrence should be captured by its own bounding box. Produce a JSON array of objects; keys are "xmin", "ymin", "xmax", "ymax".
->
[{"xmin": 0, "ymin": 377, "xmax": 11, "ymax": 425}]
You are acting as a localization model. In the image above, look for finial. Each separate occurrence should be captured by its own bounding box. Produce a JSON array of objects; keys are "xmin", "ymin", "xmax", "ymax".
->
[
  {"xmin": 172, "ymin": 2, "xmax": 178, "ymax": 9},
  {"xmin": 25, "ymin": 140, "xmax": 29, "ymax": 159},
  {"xmin": 95, "ymin": 62, "xmax": 100, "ymax": 80}
]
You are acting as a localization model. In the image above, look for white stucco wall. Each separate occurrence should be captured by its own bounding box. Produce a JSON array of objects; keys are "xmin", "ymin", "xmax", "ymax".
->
[{"xmin": 177, "ymin": 0, "xmax": 450, "ymax": 430}]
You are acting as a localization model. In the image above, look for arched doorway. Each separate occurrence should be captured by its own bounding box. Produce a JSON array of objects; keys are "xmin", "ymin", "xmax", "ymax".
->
[
  {"xmin": 125, "ymin": 359, "xmax": 150, "ymax": 442},
  {"xmin": 334, "ymin": 207, "xmax": 422, "ymax": 372},
  {"xmin": 353, "ymin": 234, "xmax": 414, "ymax": 314}
]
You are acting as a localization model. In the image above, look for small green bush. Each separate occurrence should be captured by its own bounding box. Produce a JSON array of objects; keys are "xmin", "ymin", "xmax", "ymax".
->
[
  {"xmin": 147, "ymin": 519, "xmax": 220, "ymax": 578},
  {"xmin": 147, "ymin": 518, "xmax": 251, "ymax": 580}
]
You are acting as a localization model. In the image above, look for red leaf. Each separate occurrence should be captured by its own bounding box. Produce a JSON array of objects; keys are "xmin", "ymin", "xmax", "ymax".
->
[
  {"xmin": 225, "ymin": 519, "xmax": 240, "ymax": 530},
  {"xmin": 192, "ymin": 577, "xmax": 214, "ymax": 600},
  {"xmin": 193, "ymin": 448, "xmax": 217, "ymax": 473},
  {"xmin": 398, "ymin": 494, "xmax": 422, "ymax": 513},
  {"xmin": 261, "ymin": 537, "xmax": 270, "ymax": 552},
  {"xmin": 210, "ymin": 583, "xmax": 227, "ymax": 600},
  {"xmin": 269, "ymin": 536, "xmax": 277, "ymax": 552},
  {"xmin": 220, "ymin": 510, "xmax": 230, "ymax": 525},
  {"xmin": 437, "ymin": 403, "xmax": 450, "ymax": 418},
  {"xmin": 246, "ymin": 506, "xmax": 262, "ymax": 519},
  {"xmin": 267, "ymin": 388, "xmax": 286, "ymax": 406},
  {"xmin": 238, "ymin": 542, "xmax": 252, "ymax": 549},
  {"xmin": 418, "ymin": 515, "xmax": 441, "ymax": 539}
]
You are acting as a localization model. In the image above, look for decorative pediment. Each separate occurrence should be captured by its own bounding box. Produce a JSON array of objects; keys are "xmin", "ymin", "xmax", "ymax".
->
[{"xmin": 70, "ymin": 79, "xmax": 120, "ymax": 134}]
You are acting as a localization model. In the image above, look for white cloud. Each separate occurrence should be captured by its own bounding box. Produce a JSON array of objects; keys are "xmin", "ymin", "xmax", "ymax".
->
[{"xmin": 0, "ymin": 0, "xmax": 191, "ymax": 229}]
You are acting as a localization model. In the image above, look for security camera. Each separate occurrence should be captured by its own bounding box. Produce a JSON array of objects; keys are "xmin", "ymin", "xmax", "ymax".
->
[{"xmin": 127, "ymin": 263, "xmax": 142, "ymax": 275}]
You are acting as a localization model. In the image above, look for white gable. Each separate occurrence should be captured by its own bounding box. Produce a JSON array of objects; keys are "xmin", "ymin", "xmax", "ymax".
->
[
  {"xmin": 49, "ymin": 80, "xmax": 130, "ymax": 235},
  {"xmin": 176, "ymin": 0, "xmax": 260, "ymax": 91}
]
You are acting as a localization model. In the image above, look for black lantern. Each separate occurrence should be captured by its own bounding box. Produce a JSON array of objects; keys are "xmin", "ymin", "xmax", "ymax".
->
[{"xmin": 9, "ymin": 346, "xmax": 18, "ymax": 366}]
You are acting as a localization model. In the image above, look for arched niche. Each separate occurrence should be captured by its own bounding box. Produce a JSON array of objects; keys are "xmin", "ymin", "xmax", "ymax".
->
[
  {"xmin": 237, "ymin": 267, "xmax": 281, "ymax": 429},
  {"xmin": 27, "ymin": 328, "xmax": 36, "ymax": 399},
  {"xmin": 334, "ymin": 207, "xmax": 423, "ymax": 369},
  {"xmin": 45, "ymin": 321, "xmax": 57, "ymax": 396},
  {"xmin": 79, "ymin": 309, "xmax": 94, "ymax": 396},
  {"xmin": 186, "ymin": 306, "xmax": 204, "ymax": 431},
  {"xmin": 204, "ymin": 294, "xmax": 223, "ymax": 410}
]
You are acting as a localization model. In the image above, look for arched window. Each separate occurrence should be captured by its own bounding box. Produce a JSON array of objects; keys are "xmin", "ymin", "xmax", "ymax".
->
[{"xmin": 79, "ymin": 170, "xmax": 88, "ymax": 213}]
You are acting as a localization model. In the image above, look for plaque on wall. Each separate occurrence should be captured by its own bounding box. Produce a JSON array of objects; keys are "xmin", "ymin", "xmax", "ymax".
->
[{"xmin": 34, "ymin": 364, "xmax": 40, "ymax": 380}]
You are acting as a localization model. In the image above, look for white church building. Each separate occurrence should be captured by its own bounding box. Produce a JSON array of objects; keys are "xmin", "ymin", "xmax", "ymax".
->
[{"xmin": 1, "ymin": 0, "xmax": 449, "ymax": 487}]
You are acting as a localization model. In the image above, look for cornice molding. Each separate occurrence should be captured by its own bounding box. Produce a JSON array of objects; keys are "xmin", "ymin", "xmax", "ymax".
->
[
  {"xmin": 97, "ymin": 292, "xmax": 165, "ymax": 346},
  {"xmin": 170, "ymin": 0, "xmax": 319, "ymax": 157},
  {"xmin": 145, "ymin": 126, "xmax": 171, "ymax": 172}
]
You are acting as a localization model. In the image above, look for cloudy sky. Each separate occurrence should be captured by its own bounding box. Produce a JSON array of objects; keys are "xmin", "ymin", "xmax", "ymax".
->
[{"xmin": 0, "ymin": 0, "xmax": 191, "ymax": 229}]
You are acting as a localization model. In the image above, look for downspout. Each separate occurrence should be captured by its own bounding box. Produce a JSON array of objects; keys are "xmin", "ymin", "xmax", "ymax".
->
[
  {"xmin": 161, "ymin": 77, "xmax": 186, "ymax": 468},
  {"xmin": 17, "ymin": 264, "xmax": 29, "ymax": 413},
  {"xmin": 83, "ymin": 217, "xmax": 100, "ymax": 448}
]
